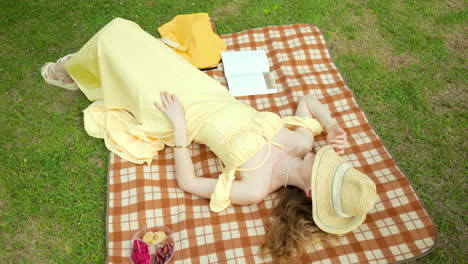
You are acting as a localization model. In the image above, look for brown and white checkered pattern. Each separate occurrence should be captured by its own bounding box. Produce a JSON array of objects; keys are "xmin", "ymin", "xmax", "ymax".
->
[{"xmin": 106, "ymin": 24, "xmax": 437, "ymax": 264}]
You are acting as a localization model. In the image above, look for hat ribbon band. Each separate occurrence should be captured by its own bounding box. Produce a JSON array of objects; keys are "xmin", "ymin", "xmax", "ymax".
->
[{"xmin": 331, "ymin": 162, "xmax": 353, "ymax": 218}]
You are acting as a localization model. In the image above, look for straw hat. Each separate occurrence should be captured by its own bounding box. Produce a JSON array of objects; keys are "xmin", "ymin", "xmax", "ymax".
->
[{"xmin": 311, "ymin": 146, "xmax": 377, "ymax": 234}]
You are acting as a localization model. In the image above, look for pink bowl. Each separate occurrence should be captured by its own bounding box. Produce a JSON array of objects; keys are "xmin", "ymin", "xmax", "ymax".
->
[{"xmin": 130, "ymin": 226, "xmax": 175, "ymax": 264}]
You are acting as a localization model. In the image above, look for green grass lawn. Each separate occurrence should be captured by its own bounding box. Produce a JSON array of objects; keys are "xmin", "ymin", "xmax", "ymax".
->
[{"xmin": 0, "ymin": 0, "xmax": 466, "ymax": 263}]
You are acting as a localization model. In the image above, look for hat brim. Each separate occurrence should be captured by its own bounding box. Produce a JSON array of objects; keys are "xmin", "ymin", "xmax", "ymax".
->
[{"xmin": 311, "ymin": 146, "xmax": 367, "ymax": 235}]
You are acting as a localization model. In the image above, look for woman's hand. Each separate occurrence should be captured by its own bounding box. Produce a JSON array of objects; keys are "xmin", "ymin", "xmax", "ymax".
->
[
  {"xmin": 326, "ymin": 124, "xmax": 347, "ymax": 155},
  {"xmin": 154, "ymin": 92, "xmax": 186, "ymax": 128}
]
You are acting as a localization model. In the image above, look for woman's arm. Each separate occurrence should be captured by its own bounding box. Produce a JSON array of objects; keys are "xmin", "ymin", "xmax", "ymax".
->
[
  {"xmin": 295, "ymin": 94, "xmax": 335, "ymax": 129},
  {"xmin": 154, "ymin": 92, "xmax": 263, "ymax": 205},
  {"xmin": 173, "ymin": 124, "xmax": 264, "ymax": 205},
  {"xmin": 295, "ymin": 94, "xmax": 348, "ymax": 154}
]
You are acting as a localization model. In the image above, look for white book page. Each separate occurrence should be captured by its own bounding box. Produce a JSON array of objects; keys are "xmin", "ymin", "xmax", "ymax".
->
[
  {"xmin": 222, "ymin": 50, "xmax": 276, "ymax": 96},
  {"xmin": 221, "ymin": 50, "xmax": 270, "ymax": 76},
  {"xmin": 226, "ymin": 73, "xmax": 268, "ymax": 97}
]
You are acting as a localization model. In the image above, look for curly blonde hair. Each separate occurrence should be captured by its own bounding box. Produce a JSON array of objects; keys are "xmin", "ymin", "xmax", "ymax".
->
[{"xmin": 260, "ymin": 186, "xmax": 340, "ymax": 263}]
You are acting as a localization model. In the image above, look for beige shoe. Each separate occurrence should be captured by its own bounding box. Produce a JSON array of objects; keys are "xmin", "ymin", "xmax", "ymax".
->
[
  {"xmin": 41, "ymin": 54, "xmax": 78, "ymax": 91},
  {"xmin": 56, "ymin": 53, "xmax": 75, "ymax": 64}
]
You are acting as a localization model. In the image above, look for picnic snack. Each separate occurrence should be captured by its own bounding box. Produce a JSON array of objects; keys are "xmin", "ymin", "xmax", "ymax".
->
[
  {"xmin": 151, "ymin": 231, "xmax": 166, "ymax": 245},
  {"xmin": 154, "ymin": 242, "xmax": 175, "ymax": 264},
  {"xmin": 131, "ymin": 240, "xmax": 150, "ymax": 264},
  {"xmin": 142, "ymin": 231, "xmax": 166, "ymax": 245},
  {"xmin": 130, "ymin": 226, "xmax": 174, "ymax": 264},
  {"xmin": 142, "ymin": 231, "xmax": 154, "ymax": 243}
]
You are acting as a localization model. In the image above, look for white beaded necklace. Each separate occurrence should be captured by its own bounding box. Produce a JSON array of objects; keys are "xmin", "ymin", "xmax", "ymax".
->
[{"xmin": 284, "ymin": 158, "xmax": 300, "ymax": 187}]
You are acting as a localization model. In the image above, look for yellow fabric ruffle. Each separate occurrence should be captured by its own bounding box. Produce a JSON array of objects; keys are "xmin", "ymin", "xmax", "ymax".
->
[
  {"xmin": 209, "ymin": 168, "xmax": 237, "ymax": 212},
  {"xmin": 282, "ymin": 116, "xmax": 323, "ymax": 136}
]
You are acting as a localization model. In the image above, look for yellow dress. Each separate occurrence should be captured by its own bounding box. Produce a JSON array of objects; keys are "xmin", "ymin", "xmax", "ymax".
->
[{"xmin": 65, "ymin": 18, "xmax": 323, "ymax": 212}]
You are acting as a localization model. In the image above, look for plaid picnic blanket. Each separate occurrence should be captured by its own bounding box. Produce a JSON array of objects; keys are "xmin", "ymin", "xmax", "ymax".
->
[{"xmin": 106, "ymin": 24, "xmax": 437, "ymax": 264}]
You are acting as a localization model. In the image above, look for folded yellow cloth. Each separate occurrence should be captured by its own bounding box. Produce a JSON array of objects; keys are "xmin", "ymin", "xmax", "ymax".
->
[
  {"xmin": 158, "ymin": 13, "xmax": 226, "ymax": 69},
  {"xmin": 65, "ymin": 18, "xmax": 323, "ymax": 212}
]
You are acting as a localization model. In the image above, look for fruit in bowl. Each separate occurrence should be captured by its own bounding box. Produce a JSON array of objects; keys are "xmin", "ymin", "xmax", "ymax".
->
[
  {"xmin": 130, "ymin": 226, "xmax": 175, "ymax": 264},
  {"xmin": 131, "ymin": 240, "xmax": 150, "ymax": 264},
  {"xmin": 143, "ymin": 230, "xmax": 166, "ymax": 245},
  {"xmin": 154, "ymin": 242, "xmax": 175, "ymax": 264}
]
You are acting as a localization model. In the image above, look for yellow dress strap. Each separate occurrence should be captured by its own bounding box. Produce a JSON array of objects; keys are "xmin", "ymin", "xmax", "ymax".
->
[
  {"xmin": 270, "ymin": 140, "xmax": 284, "ymax": 149},
  {"xmin": 237, "ymin": 139, "xmax": 283, "ymax": 172}
]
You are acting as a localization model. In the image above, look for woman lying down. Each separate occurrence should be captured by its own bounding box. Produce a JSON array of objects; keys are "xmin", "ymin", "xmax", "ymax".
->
[{"xmin": 41, "ymin": 17, "xmax": 377, "ymax": 263}]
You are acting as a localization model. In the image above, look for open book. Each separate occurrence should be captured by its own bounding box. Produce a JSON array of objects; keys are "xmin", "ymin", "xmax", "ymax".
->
[{"xmin": 221, "ymin": 50, "xmax": 277, "ymax": 96}]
